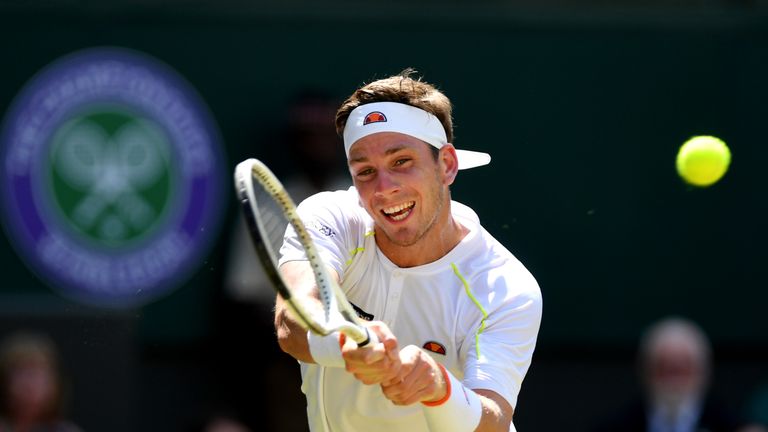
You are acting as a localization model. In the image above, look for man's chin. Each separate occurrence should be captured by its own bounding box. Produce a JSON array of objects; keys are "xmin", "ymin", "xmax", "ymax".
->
[
  {"xmin": 379, "ymin": 229, "xmax": 420, "ymax": 248},
  {"xmin": 651, "ymin": 390, "xmax": 698, "ymax": 411}
]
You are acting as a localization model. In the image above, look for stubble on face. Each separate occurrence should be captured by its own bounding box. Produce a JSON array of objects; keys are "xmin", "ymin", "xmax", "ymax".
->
[
  {"xmin": 377, "ymin": 168, "xmax": 446, "ymax": 248},
  {"xmin": 350, "ymin": 132, "xmax": 463, "ymax": 266}
]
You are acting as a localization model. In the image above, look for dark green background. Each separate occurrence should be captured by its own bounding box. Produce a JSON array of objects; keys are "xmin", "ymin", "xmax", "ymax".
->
[{"xmin": 1, "ymin": 3, "xmax": 766, "ymax": 431}]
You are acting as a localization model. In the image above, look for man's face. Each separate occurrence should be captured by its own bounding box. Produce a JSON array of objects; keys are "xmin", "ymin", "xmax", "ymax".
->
[
  {"xmin": 647, "ymin": 336, "xmax": 707, "ymax": 406},
  {"xmin": 7, "ymin": 360, "xmax": 57, "ymax": 418},
  {"xmin": 347, "ymin": 132, "xmax": 455, "ymax": 249}
]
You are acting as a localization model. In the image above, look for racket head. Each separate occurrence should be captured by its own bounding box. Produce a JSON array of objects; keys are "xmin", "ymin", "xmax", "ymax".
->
[
  {"xmin": 233, "ymin": 158, "xmax": 372, "ymax": 345},
  {"xmin": 234, "ymin": 159, "xmax": 326, "ymax": 336}
]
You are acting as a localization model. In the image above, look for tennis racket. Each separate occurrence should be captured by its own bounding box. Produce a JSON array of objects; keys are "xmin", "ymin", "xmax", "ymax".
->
[{"xmin": 233, "ymin": 158, "xmax": 375, "ymax": 346}]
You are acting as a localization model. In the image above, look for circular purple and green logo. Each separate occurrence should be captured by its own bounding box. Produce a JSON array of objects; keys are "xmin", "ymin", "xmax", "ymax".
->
[{"xmin": 0, "ymin": 47, "xmax": 225, "ymax": 307}]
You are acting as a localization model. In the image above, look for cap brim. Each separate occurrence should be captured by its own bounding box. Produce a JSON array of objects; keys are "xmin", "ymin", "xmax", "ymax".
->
[{"xmin": 456, "ymin": 150, "xmax": 491, "ymax": 170}]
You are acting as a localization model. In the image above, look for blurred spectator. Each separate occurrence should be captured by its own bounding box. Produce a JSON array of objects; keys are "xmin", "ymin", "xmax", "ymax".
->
[
  {"xmin": 201, "ymin": 416, "xmax": 252, "ymax": 432},
  {"xmin": 593, "ymin": 316, "xmax": 767, "ymax": 432},
  {"xmin": 0, "ymin": 331, "xmax": 81, "ymax": 432},
  {"xmin": 225, "ymin": 89, "xmax": 350, "ymax": 307},
  {"xmin": 188, "ymin": 410, "xmax": 253, "ymax": 432},
  {"xmin": 211, "ymin": 89, "xmax": 350, "ymax": 432}
]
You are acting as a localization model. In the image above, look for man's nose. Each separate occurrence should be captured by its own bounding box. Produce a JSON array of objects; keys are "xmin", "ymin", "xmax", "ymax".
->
[{"xmin": 374, "ymin": 170, "xmax": 400, "ymax": 196}]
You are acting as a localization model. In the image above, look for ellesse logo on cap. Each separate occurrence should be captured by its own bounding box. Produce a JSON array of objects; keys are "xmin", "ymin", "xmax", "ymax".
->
[{"xmin": 363, "ymin": 111, "xmax": 387, "ymax": 125}]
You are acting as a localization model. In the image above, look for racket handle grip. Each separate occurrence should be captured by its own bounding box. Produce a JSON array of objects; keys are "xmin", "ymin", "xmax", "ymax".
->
[{"xmin": 358, "ymin": 326, "xmax": 379, "ymax": 347}]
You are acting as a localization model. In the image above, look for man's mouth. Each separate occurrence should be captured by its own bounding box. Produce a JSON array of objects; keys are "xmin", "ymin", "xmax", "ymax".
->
[{"xmin": 381, "ymin": 201, "xmax": 415, "ymax": 221}]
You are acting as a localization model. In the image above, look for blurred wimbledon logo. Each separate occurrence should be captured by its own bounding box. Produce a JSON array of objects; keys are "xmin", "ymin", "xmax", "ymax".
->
[
  {"xmin": 0, "ymin": 47, "xmax": 225, "ymax": 307},
  {"xmin": 50, "ymin": 113, "xmax": 172, "ymax": 246}
]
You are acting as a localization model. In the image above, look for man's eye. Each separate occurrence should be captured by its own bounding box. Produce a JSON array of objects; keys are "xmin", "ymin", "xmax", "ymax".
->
[
  {"xmin": 357, "ymin": 168, "xmax": 374, "ymax": 177},
  {"xmin": 394, "ymin": 158, "xmax": 410, "ymax": 166}
]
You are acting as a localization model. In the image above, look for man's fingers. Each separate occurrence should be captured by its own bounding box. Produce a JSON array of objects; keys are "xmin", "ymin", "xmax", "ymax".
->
[
  {"xmin": 340, "ymin": 321, "xmax": 403, "ymax": 386},
  {"xmin": 343, "ymin": 341, "xmax": 388, "ymax": 365},
  {"xmin": 379, "ymin": 346, "xmax": 447, "ymax": 406},
  {"xmin": 383, "ymin": 379, "xmax": 430, "ymax": 406},
  {"xmin": 352, "ymin": 356, "xmax": 400, "ymax": 385},
  {"xmin": 382, "ymin": 337, "xmax": 399, "ymax": 361},
  {"xmin": 367, "ymin": 322, "xmax": 400, "ymax": 360}
]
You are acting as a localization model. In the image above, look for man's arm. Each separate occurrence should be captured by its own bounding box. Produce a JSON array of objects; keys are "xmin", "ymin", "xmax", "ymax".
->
[
  {"xmin": 474, "ymin": 390, "xmax": 514, "ymax": 432},
  {"xmin": 372, "ymin": 343, "xmax": 514, "ymax": 432},
  {"xmin": 274, "ymin": 260, "xmax": 324, "ymax": 363},
  {"xmin": 275, "ymin": 261, "xmax": 400, "ymax": 374}
]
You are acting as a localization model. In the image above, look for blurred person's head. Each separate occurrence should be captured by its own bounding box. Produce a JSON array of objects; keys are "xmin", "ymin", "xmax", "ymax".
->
[
  {"xmin": 284, "ymin": 89, "xmax": 345, "ymax": 187},
  {"xmin": 0, "ymin": 331, "xmax": 64, "ymax": 424},
  {"xmin": 202, "ymin": 416, "xmax": 253, "ymax": 432},
  {"xmin": 189, "ymin": 410, "xmax": 253, "ymax": 432},
  {"xmin": 639, "ymin": 317, "xmax": 711, "ymax": 411}
]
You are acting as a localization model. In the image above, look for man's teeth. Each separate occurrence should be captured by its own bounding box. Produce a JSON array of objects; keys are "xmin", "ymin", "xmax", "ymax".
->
[{"xmin": 383, "ymin": 201, "xmax": 415, "ymax": 221}]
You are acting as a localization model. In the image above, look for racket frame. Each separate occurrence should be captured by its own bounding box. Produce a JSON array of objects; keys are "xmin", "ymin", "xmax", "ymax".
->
[{"xmin": 234, "ymin": 158, "xmax": 373, "ymax": 346}]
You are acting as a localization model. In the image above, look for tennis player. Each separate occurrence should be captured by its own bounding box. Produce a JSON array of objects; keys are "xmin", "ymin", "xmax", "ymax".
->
[{"xmin": 275, "ymin": 70, "xmax": 542, "ymax": 432}]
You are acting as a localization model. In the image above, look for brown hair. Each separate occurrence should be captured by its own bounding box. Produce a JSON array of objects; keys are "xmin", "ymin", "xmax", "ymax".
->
[{"xmin": 335, "ymin": 69, "xmax": 454, "ymax": 144}]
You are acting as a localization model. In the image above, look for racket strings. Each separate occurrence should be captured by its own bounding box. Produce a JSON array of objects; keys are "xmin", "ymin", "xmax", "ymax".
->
[
  {"xmin": 242, "ymin": 160, "xmax": 369, "ymax": 343},
  {"xmin": 249, "ymin": 180, "xmax": 290, "ymax": 267},
  {"xmin": 251, "ymin": 170, "xmax": 336, "ymax": 321}
]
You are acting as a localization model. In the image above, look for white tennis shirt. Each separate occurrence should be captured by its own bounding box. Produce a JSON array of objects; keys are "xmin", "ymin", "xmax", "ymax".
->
[{"xmin": 279, "ymin": 187, "xmax": 542, "ymax": 432}]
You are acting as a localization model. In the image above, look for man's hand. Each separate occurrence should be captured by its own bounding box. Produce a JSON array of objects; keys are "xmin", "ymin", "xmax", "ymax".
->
[
  {"xmin": 341, "ymin": 321, "xmax": 401, "ymax": 385},
  {"xmin": 340, "ymin": 322, "xmax": 448, "ymax": 408},
  {"xmin": 380, "ymin": 345, "xmax": 447, "ymax": 406}
]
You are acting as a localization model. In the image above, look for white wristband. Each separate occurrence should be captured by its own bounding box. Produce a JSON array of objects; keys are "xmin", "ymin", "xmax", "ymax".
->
[
  {"xmin": 421, "ymin": 364, "xmax": 483, "ymax": 432},
  {"xmin": 307, "ymin": 331, "xmax": 345, "ymax": 368}
]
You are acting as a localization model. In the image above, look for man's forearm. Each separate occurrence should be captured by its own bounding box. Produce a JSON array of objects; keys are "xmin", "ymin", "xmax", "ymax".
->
[
  {"xmin": 275, "ymin": 296, "xmax": 314, "ymax": 362},
  {"xmin": 474, "ymin": 390, "xmax": 514, "ymax": 432}
]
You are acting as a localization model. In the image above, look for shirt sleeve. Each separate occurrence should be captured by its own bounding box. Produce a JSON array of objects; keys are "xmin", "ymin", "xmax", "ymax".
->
[
  {"xmin": 460, "ymin": 263, "xmax": 543, "ymax": 410},
  {"xmin": 278, "ymin": 190, "xmax": 352, "ymax": 276}
]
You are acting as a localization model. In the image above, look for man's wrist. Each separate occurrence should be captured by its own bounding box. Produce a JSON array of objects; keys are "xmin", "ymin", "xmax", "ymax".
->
[
  {"xmin": 420, "ymin": 364, "xmax": 483, "ymax": 431},
  {"xmin": 307, "ymin": 331, "xmax": 345, "ymax": 367},
  {"xmin": 422, "ymin": 362, "xmax": 450, "ymax": 406}
]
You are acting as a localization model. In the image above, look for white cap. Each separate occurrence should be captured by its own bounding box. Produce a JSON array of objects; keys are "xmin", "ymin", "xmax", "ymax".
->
[{"xmin": 342, "ymin": 102, "xmax": 491, "ymax": 170}]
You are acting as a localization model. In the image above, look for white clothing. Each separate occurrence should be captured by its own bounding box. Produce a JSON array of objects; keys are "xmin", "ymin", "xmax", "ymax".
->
[
  {"xmin": 225, "ymin": 175, "xmax": 350, "ymax": 303},
  {"xmin": 279, "ymin": 187, "xmax": 542, "ymax": 432}
]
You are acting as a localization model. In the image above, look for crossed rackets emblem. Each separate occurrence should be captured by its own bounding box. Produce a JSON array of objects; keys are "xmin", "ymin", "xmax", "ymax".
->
[{"xmin": 52, "ymin": 117, "xmax": 170, "ymax": 243}]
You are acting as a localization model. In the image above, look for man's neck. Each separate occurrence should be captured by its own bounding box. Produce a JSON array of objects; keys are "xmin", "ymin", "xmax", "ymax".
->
[{"xmin": 376, "ymin": 214, "xmax": 468, "ymax": 268}]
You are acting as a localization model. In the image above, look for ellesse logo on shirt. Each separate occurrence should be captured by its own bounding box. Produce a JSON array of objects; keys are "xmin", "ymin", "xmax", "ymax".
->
[{"xmin": 422, "ymin": 341, "xmax": 447, "ymax": 355}]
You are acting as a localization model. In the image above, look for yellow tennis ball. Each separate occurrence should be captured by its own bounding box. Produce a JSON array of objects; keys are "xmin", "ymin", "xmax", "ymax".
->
[{"xmin": 675, "ymin": 135, "xmax": 731, "ymax": 187}]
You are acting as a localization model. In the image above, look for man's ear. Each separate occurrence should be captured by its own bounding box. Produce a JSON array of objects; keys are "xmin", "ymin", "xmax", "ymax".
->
[{"xmin": 439, "ymin": 144, "xmax": 460, "ymax": 186}]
